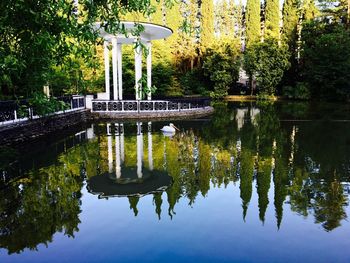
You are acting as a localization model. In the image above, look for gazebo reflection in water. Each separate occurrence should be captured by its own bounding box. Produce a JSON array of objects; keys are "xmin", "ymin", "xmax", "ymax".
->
[{"xmin": 87, "ymin": 122, "xmax": 172, "ymax": 200}]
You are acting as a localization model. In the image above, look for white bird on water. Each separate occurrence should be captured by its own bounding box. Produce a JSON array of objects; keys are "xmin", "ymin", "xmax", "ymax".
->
[{"xmin": 160, "ymin": 123, "xmax": 179, "ymax": 133}]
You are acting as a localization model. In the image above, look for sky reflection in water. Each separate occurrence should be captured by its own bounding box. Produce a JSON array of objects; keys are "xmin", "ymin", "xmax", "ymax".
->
[{"xmin": 0, "ymin": 101, "xmax": 350, "ymax": 262}]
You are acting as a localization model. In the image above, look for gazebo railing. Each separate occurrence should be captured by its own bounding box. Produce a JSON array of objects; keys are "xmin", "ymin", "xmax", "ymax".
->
[
  {"xmin": 91, "ymin": 98, "xmax": 210, "ymax": 112},
  {"xmin": 0, "ymin": 95, "xmax": 85, "ymax": 126}
]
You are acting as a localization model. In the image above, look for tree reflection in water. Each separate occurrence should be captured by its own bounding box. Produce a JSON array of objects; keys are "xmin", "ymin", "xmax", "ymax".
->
[
  {"xmin": 0, "ymin": 143, "xmax": 88, "ymax": 254},
  {"xmin": 0, "ymin": 101, "xmax": 349, "ymax": 254}
]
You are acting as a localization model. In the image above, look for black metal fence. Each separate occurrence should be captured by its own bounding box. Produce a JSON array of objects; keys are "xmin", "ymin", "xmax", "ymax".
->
[
  {"xmin": 0, "ymin": 95, "xmax": 85, "ymax": 124},
  {"xmin": 91, "ymin": 97, "xmax": 211, "ymax": 112}
]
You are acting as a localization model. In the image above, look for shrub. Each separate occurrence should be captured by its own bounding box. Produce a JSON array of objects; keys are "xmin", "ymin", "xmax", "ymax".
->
[
  {"xmin": 29, "ymin": 92, "xmax": 69, "ymax": 117},
  {"xmin": 282, "ymin": 82, "xmax": 310, "ymax": 100},
  {"xmin": 244, "ymin": 38, "xmax": 291, "ymax": 95},
  {"xmin": 179, "ymin": 68, "xmax": 210, "ymax": 96},
  {"xmin": 301, "ymin": 21, "xmax": 350, "ymax": 100},
  {"xmin": 202, "ymin": 39, "xmax": 241, "ymax": 98}
]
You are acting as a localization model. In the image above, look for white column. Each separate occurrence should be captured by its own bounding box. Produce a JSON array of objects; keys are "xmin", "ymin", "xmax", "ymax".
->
[
  {"xmin": 117, "ymin": 44, "xmax": 123, "ymax": 100},
  {"xmin": 107, "ymin": 123, "xmax": 113, "ymax": 173},
  {"xmin": 136, "ymin": 122, "xmax": 143, "ymax": 178},
  {"xmin": 115, "ymin": 123, "xmax": 121, "ymax": 179},
  {"xmin": 146, "ymin": 42, "xmax": 152, "ymax": 100},
  {"xmin": 104, "ymin": 41, "xmax": 110, "ymax": 99},
  {"xmin": 112, "ymin": 37, "xmax": 118, "ymax": 100},
  {"xmin": 85, "ymin": 95, "xmax": 94, "ymax": 110},
  {"xmin": 148, "ymin": 122, "xmax": 153, "ymax": 171},
  {"xmin": 135, "ymin": 44, "xmax": 142, "ymax": 100}
]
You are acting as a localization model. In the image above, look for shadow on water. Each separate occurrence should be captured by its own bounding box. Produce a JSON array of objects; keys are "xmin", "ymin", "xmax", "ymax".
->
[{"xmin": 0, "ymin": 101, "xmax": 349, "ymax": 254}]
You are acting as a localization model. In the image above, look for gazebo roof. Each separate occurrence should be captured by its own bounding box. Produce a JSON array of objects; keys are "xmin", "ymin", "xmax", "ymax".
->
[{"xmin": 95, "ymin": 21, "xmax": 173, "ymax": 44}]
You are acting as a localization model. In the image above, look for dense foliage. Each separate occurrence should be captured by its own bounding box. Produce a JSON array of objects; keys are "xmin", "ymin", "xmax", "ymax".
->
[
  {"xmin": 244, "ymin": 39, "xmax": 291, "ymax": 95},
  {"xmin": 300, "ymin": 22, "xmax": 350, "ymax": 100},
  {"xmin": 0, "ymin": 0, "xmax": 167, "ymax": 99},
  {"xmin": 203, "ymin": 40, "xmax": 241, "ymax": 98},
  {"xmin": 1, "ymin": 0, "xmax": 350, "ymax": 101},
  {"xmin": 245, "ymin": 0, "xmax": 261, "ymax": 47},
  {"xmin": 0, "ymin": 0, "xmax": 82, "ymax": 98},
  {"xmin": 281, "ymin": 0, "xmax": 299, "ymax": 45},
  {"xmin": 265, "ymin": 0, "xmax": 280, "ymax": 39}
]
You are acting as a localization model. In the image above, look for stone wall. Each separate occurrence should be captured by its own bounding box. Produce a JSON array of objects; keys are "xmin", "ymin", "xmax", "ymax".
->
[
  {"xmin": 0, "ymin": 109, "xmax": 89, "ymax": 147},
  {"xmin": 88, "ymin": 107, "xmax": 214, "ymax": 121},
  {"xmin": 0, "ymin": 107, "xmax": 214, "ymax": 146}
]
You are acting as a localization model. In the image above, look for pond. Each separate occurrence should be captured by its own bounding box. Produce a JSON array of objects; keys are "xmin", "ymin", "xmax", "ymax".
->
[{"xmin": 0, "ymin": 101, "xmax": 350, "ymax": 262}]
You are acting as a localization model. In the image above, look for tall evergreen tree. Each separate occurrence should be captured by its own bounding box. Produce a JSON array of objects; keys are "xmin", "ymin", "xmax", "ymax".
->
[
  {"xmin": 280, "ymin": 0, "xmax": 300, "ymax": 87},
  {"xmin": 282, "ymin": 0, "xmax": 299, "ymax": 45},
  {"xmin": 215, "ymin": 0, "xmax": 226, "ymax": 37},
  {"xmin": 218, "ymin": 0, "xmax": 234, "ymax": 37},
  {"xmin": 201, "ymin": 0, "xmax": 215, "ymax": 49},
  {"xmin": 174, "ymin": 0, "xmax": 198, "ymax": 72},
  {"xmin": 265, "ymin": 0, "xmax": 280, "ymax": 39},
  {"xmin": 303, "ymin": 0, "xmax": 319, "ymax": 21},
  {"xmin": 221, "ymin": 0, "xmax": 231, "ymax": 37},
  {"xmin": 245, "ymin": 0, "xmax": 261, "ymax": 46},
  {"xmin": 228, "ymin": 0, "xmax": 236, "ymax": 38},
  {"xmin": 233, "ymin": 0, "xmax": 244, "ymax": 41}
]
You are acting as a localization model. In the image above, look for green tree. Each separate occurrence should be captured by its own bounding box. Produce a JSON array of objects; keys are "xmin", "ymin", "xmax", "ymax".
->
[
  {"xmin": 215, "ymin": 0, "xmax": 231, "ymax": 38},
  {"xmin": 300, "ymin": 21, "xmax": 350, "ymax": 100},
  {"xmin": 0, "ymin": 0, "xmax": 175, "ymax": 99},
  {"xmin": 245, "ymin": 0, "xmax": 261, "ymax": 46},
  {"xmin": 303, "ymin": 0, "xmax": 319, "ymax": 21},
  {"xmin": 203, "ymin": 40, "xmax": 241, "ymax": 98},
  {"xmin": 175, "ymin": 0, "xmax": 199, "ymax": 72},
  {"xmin": 264, "ymin": 0, "xmax": 280, "ymax": 39},
  {"xmin": 0, "ymin": 0, "xmax": 82, "ymax": 97},
  {"xmin": 282, "ymin": 0, "xmax": 299, "ymax": 45},
  {"xmin": 233, "ymin": 0, "xmax": 244, "ymax": 41},
  {"xmin": 201, "ymin": 0, "xmax": 215, "ymax": 49},
  {"xmin": 244, "ymin": 38, "xmax": 290, "ymax": 95}
]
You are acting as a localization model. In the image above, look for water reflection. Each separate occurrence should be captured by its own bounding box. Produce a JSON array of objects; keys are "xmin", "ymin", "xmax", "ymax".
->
[
  {"xmin": 0, "ymin": 101, "xmax": 350, "ymax": 255},
  {"xmin": 0, "ymin": 143, "xmax": 85, "ymax": 254},
  {"xmin": 87, "ymin": 122, "xmax": 172, "ymax": 198}
]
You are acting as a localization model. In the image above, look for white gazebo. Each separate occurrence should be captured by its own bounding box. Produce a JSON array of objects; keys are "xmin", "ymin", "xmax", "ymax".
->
[
  {"xmin": 95, "ymin": 21, "xmax": 173, "ymax": 101},
  {"xmin": 85, "ymin": 21, "xmax": 212, "ymax": 116}
]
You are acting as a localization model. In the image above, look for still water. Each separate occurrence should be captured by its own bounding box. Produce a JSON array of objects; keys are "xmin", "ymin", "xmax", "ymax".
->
[{"xmin": 0, "ymin": 101, "xmax": 350, "ymax": 262}]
